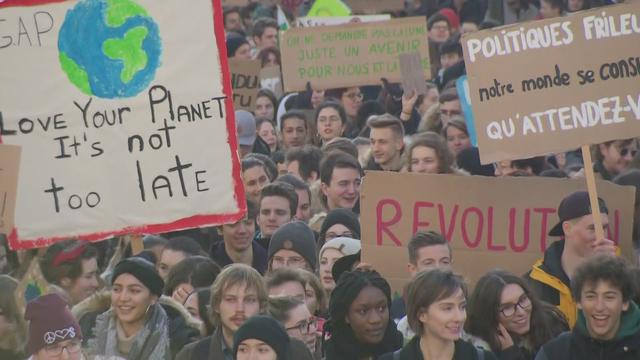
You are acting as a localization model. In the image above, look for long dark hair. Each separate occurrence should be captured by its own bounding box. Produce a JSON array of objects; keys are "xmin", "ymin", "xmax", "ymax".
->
[
  {"xmin": 324, "ymin": 270, "xmax": 402, "ymax": 359},
  {"xmin": 466, "ymin": 270, "xmax": 568, "ymax": 353}
]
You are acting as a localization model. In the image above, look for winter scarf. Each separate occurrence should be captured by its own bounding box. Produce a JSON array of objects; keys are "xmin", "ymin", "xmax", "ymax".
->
[{"xmin": 90, "ymin": 303, "xmax": 171, "ymax": 360}]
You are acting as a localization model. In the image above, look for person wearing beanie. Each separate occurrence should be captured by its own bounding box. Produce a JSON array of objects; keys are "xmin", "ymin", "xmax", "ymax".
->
[
  {"xmin": 268, "ymin": 221, "xmax": 317, "ymax": 273},
  {"xmin": 234, "ymin": 315, "xmax": 291, "ymax": 360},
  {"xmin": 25, "ymin": 293, "xmax": 83, "ymax": 360},
  {"xmin": 319, "ymin": 237, "xmax": 361, "ymax": 295},
  {"xmin": 226, "ymin": 32, "xmax": 251, "ymax": 60},
  {"xmin": 89, "ymin": 257, "xmax": 171, "ymax": 359},
  {"xmin": 318, "ymin": 208, "xmax": 361, "ymax": 249}
]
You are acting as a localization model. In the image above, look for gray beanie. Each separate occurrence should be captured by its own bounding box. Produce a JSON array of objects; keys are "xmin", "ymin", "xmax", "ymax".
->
[{"xmin": 268, "ymin": 221, "xmax": 317, "ymax": 271}]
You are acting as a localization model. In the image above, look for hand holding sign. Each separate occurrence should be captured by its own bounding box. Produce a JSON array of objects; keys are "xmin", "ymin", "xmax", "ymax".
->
[{"xmin": 593, "ymin": 238, "xmax": 616, "ymax": 255}]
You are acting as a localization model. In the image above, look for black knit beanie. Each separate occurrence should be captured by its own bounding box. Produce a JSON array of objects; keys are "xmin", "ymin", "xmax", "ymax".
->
[
  {"xmin": 234, "ymin": 315, "xmax": 291, "ymax": 360},
  {"xmin": 320, "ymin": 208, "xmax": 361, "ymax": 241},
  {"xmin": 226, "ymin": 33, "xmax": 249, "ymax": 58},
  {"xmin": 112, "ymin": 257, "xmax": 164, "ymax": 297},
  {"xmin": 268, "ymin": 221, "xmax": 317, "ymax": 271}
]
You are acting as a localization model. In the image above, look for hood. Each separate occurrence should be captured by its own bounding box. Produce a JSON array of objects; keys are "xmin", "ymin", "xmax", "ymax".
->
[
  {"xmin": 159, "ymin": 295, "xmax": 205, "ymax": 335},
  {"xmin": 576, "ymin": 301, "xmax": 640, "ymax": 341}
]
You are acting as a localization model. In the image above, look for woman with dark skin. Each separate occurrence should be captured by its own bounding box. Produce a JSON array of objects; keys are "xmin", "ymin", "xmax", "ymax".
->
[{"xmin": 324, "ymin": 270, "xmax": 403, "ymax": 360}]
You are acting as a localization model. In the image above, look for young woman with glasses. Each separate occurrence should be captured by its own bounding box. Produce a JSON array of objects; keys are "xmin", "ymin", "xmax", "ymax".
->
[
  {"xmin": 466, "ymin": 270, "xmax": 569, "ymax": 360},
  {"xmin": 268, "ymin": 296, "xmax": 319, "ymax": 355}
]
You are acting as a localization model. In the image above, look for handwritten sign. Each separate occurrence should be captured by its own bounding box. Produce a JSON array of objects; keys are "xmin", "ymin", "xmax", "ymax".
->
[
  {"xmin": 230, "ymin": 59, "xmax": 261, "ymax": 111},
  {"xmin": 0, "ymin": 145, "xmax": 21, "ymax": 235},
  {"xmin": 361, "ymin": 172, "xmax": 635, "ymax": 292},
  {"xmin": 462, "ymin": 2, "xmax": 640, "ymax": 164},
  {"xmin": 294, "ymin": 15, "xmax": 391, "ymax": 27},
  {"xmin": 260, "ymin": 66, "xmax": 284, "ymax": 99},
  {"xmin": 345, "ymin": 0, "xmax": 404, "ymax": 14},
  {"xmin": 280, "ymin": 17, "xmax": 430, "ymax": 92},
  {"xmin": 0, "ymin": 0, "xmax": 246, "ymax": 249}
]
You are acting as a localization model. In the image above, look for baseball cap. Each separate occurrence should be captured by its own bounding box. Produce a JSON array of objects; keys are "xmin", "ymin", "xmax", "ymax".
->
[{"xmin": 548, "ymin": 191, "xmax": 609, "ymax": 236}]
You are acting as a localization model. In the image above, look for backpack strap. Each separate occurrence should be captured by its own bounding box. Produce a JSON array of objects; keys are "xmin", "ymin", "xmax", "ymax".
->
[{"xmin": 476, "ymin": 347, "xmax": 484, "ymax": 360}]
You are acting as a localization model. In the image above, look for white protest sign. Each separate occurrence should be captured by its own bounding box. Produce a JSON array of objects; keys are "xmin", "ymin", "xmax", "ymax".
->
[{"xmin": 0, "ymin": 0, "xmax": 246, "ymax": 249}]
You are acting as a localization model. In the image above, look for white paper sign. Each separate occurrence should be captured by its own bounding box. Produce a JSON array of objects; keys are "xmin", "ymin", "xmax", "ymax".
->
[{"xmin": 0, "ymin": 0, "xmax": 246, "ymax": 249}]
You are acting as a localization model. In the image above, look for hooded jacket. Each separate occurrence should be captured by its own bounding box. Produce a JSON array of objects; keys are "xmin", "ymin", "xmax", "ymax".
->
[
  {"xmin": 525, "ymin": 240, "xmax": 577, "ymax": 327},
  {"xmin": 535, "ymin": 302, "xmax": 640, "ymax": 360},
  {"xmin": 72, "ymin": 290, "xmax": 202, "ymax": 358}
]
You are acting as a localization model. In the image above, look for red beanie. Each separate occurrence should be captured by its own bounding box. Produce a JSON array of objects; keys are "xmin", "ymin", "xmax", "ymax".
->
[
  {"xmin": 439, "ymin": 8, "xmax": 460, "ymax": 32},
  {"xmin": 25, "ymin": 293, "xmax": 82, "ymax": 355}
]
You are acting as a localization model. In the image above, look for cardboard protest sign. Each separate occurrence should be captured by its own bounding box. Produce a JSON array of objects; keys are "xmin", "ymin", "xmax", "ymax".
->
[
  {"xmin": 462, "ymin": 2, "xmax": 640, "ymax": 164},
  {"xmin": 345, "ymin": 0, "xmax": 404, "ymax": 14},
  {"xmin": 229, "ymin": 59, "xmax": 261, "ymax": 111},
  {"xmin": 260, "ymin": 66, "xmax": 284, "ymax": 99},
  {"xmin": 0, "ymin": 0, "xmax": 246, "ymax": 249},
  {"xmin": 0, "ymin": 145, "xmax": 21, "ymax": 234},
  {"xmin": 399, "ymin": 52, "xmax": 428, "ymax": 96},
  {"xmin": 281, "ymin": 17, "xmax": 430, "ymax": 92},
  {"xmin": 294, "ymin": 15, "xmax": 391, "ymax": 27},
  {"xmin": 360, "ymin": 172, "xmax": 635, "ymax": 294}
]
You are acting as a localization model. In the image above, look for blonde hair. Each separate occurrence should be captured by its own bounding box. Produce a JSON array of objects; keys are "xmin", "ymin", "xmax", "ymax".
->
[{"xmin": 209, "ymin": 264, "xmax": 268, "ymax": 326}]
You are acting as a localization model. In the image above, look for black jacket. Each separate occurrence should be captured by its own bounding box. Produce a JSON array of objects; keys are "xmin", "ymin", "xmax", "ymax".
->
[
  {"xmin": 535, "ymin": 303, "xmax": 640, "ymax": 360},
  {"xmin": 379, "ymin": 337, "xmax": 497, "ymax": 360}
]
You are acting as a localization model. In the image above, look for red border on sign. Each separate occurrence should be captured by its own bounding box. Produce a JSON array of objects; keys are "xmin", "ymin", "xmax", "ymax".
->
[{"xmin": 3, "ymin": 0, "xmax": 247, "ymax": 250}]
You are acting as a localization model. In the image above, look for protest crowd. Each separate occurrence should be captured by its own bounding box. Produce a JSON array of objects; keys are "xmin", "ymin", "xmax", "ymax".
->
[{"xmin": 3, "ymin": 0, "xmax": 640, "ymax": 359}]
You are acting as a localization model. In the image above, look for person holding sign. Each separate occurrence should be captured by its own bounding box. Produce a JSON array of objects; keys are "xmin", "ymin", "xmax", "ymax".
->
[
  {"xmin": 525, "ymin": 191, "xmax": 616, "ymax": 328},
  {"xmin": 380, "ymin": 269, "xmax": 496, "ymax": 360}
]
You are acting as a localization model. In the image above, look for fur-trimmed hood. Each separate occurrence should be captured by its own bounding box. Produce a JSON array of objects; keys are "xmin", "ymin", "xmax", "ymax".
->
[{"xmin": 72, "ymin": 289, "xmax": 205, "ymax": 337}]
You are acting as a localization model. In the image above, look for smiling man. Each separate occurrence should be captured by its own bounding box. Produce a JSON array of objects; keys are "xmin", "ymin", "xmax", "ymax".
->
[
  {"xmin": 320, "ymin": 152, "xmax": 363, "ymax": 212},
  {"xmin": 366, "ymin": 114, "xmax": 405, "ymax": 172},
  {"xmin": 535, "ymin": 255, "xmax": 640, "ymax": 360}
]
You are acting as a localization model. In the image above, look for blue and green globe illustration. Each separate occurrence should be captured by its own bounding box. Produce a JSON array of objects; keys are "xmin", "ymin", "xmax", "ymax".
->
[{"xmin": 58, "ymin": 0, "xmax": 162, "ymax": 98}]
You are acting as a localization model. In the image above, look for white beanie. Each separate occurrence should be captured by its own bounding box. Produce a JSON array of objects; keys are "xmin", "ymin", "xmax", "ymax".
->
[{"xmin": 319, "ymin": 237, "xmax": 361, "ymax": 258}]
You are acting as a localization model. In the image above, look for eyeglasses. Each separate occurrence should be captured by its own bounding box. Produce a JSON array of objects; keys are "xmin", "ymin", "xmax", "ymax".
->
[
  {"xmin": 44, "ymin": 339, "xmax": 82, "ymax": 357},
  {"xmin": 286, "ymin": 317, "xmax": 318, "ymax": 335},
  {"xmin": 344, "ymin": 92, "xmax": 363, "ymax": 101},
  {"xmin": 620, "ymin": 148, "xmax": 638, "ymax": 157},
  {"xmin": 499, "ymin": 295, "xmax": 532, "ymax": 318}
]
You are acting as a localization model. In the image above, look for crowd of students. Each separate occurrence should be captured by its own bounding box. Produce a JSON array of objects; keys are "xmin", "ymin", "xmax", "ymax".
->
[{"xmin": 2, "ymin": 0, "xmax": 640, "ymax": 359}]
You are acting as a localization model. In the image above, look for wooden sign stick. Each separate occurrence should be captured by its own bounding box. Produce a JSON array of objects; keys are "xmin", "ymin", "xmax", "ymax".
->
[
  {"xmin": 581, "ymin": 144, "xmax": 605, "ymax": 241},
  {"xmin": 129, "ymin": 233, "xmax": 144, "ymax": 255}
]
